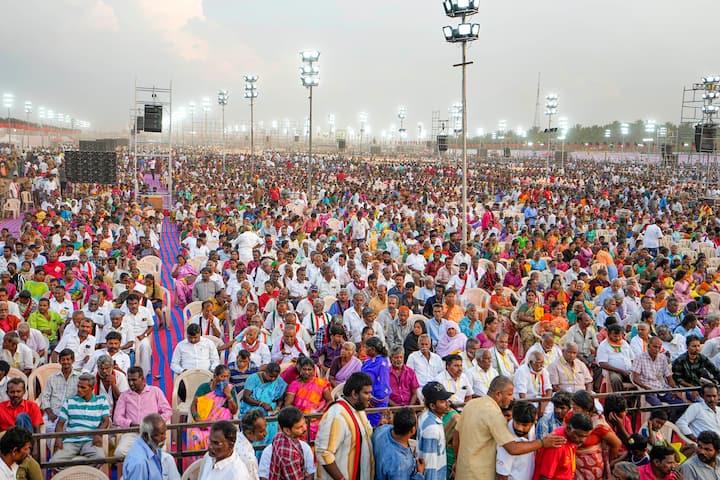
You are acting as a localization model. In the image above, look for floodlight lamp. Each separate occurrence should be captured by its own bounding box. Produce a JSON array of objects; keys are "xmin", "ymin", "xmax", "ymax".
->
[
  {"xmin": 300, "ymin": 50, "xmax": 320, "ymax": 62},
  {"xmin": 443, "ymin": 23, "xmax": 479, "ymax": 42},
  {"xmin": 301, "ymin": 76, "xmax": 319, "ymax": 87},
  {"xmin": 704, "ymin": 92, "xmax": 720, "ymax": 100},
  {"xmin": 703, "ymin": 105, "xmax": 719, "ymax": 114},
  {"xmin": 24, "ymin": 101, "xmax": 32, "ymax": 113},
  {"xmin": 2, "ymin": 93, "xmax": 13, "ymax": 109},
  {"xmin": 244, "ymin": 74, "xmax": 259, "ymax": 83},
  {"xmin": 244, "ymin": 91, "xmax": 258, "ymax": 99},
  {"xmin": 443, "ymin": 0, "xmax": 479, "ymax": 18},
  {"xmin": 300, "ymin": 65, "xmax": 319, "ymax": 76},
  {"xmin": 217, "ymin": 90, "xmax": 229, "ymax": 106},
  {"xmin": 703, "ymin": 75, "xmax": 720, "ymax": 84}
]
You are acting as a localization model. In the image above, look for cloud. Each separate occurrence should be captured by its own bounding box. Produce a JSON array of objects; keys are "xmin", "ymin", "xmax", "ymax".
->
[{"xmin": 130, "ymin": 0, "xmax": 208, "ymax": 61}]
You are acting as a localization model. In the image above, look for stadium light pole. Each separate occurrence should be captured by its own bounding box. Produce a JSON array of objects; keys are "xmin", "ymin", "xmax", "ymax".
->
[
  {"xmin": 188, "ymin": 102, "xmax": 196, "ymax": 146},
  {"xmin": 202, "ymin": 97, "xmax": 211, "ymax": 144},
  {"xmin": 398, "ymin": 106, "xmax": 407, "ymax": 141},
  {"xmin": 300, "ymin": 50, "xmax": 320, "ymax": 203},
  {"xmin": 38, "ymin": 106, "xmax": 46, "ymax": 147},
  {"xmin": 23, "ymin": 101, "xmax": 32, "ymax": 149},
  {"xmin": 217, "ymin": 90, "xmax": 229, "ymax": 171},
  {"xmin": 545, "ymin": 93, "xmax": 558, "ymax": 170},
  {"xmin": 443, "ymin": 0, "xmax": 480, "ymax": 245},
  {"xmin": 3, "ymin": 93, "xmax": 14, "ymax": 145},
  {"xmin": 244, "ymin": 75, "xmax": 259, "ymax": 156},
  {"xmin": 620, "ymin": 123, "xmax": 629, "ymax": 154},
  {"xmin": 359, "ymin": 112, "xmax": 368, "ymax": 155}
]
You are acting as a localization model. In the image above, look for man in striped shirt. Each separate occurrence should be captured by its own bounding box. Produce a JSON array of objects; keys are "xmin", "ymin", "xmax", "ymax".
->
[
  {"xmin": 417, "ymin": 381, "xmax": 452, "ymax": 480},
  {"xmin": 50, "ymin": 373, "xmax": 110, "ymax": 463}
]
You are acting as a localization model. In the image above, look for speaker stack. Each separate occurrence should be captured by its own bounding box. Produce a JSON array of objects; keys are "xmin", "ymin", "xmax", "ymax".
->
[
  {"xmin": 64, "ymin": 151, "xmax": 118, "ymax": 184},
  {"xmin": 143, "ymin": 105, "xmax": 163, "ymax": 133},
  {"xmin": 370, "ymin": 146, "xmax": 381, "ymax": 155},
  {"xmin": 695, "ymin": 124, "xmax": 717, "ymax": 153},
  {"xmin": 437, "ymin": 135, "xmax": 448, "ymax": 152},
  {"xmin": 504, "ymin": 147, "xmax": 511, "ymax": 158},
  {"xmin": 338, "ymin": 139, "xmax": 346, "ymax": 150}
]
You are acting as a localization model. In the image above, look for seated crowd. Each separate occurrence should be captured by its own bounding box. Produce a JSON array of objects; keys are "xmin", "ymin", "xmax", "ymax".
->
[{"xmin": 2, "ymin": 149, "xmax": 720, "ymax": 480}]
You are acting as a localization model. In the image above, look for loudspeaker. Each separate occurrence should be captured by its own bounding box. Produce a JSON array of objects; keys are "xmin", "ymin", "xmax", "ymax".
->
[
  {"xmin": 437, "ymin": 135, "xmax": 448, "ymax": 152},
  {"xmin": 294, "ymin": 135, "xmax": 300, "ymax": 142},
  {"xmin": 143, "ymin": 105, "xmax": 163, "ymax": 133},
  {"xmin": 370, "ymin": 146, "xmax": 381, "ymax": 155},
  {"xmin": 695, "ymin": 124, "xmax": 717, "ymax": 153},
  {"xmin": 661, "ymin": 143, "xmax": 673, "ymax": 158},
  {"xmin": 504, "ymin": 147, "xmax": 511, "ymax": 158},
  {"xmin": 338, "ymin": 139, "xmax": 346, "ymax": 150},
  {"xmin": 479, "ymin": 148, "xmax": 488, "ymax": 157},
  {"xmin": 64, "ymin": 151, "xmax": 118, "ymax": 184},
  {"xmin": 554, "ymin": 151, "xmax": 567, "ymax": 162},
  {"xmin": 79, "ymin": 140, "xmax": 98, "ymax": 151},
  {"xmin": 136, "ymin": 116, "xmax": 144, "ymax": 132}
]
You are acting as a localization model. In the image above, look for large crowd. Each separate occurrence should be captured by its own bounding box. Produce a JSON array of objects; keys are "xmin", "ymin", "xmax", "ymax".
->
[{"xmin": 0, "ymin": 145, "xmax": 720, "ymax": 479}]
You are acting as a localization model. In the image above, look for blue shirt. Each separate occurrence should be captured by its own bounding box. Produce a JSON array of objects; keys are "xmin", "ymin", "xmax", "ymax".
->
[
  {"xmin": 372, "ymin": 424, "xmax": 424, "ymax": 480},
  {"xmin": 656, "ymin": 307, "xmax": 683, "ymax": 332},
  {"xmin": 426, "ymin": 318, "xmax": 448, "ymax": 349},
  {"xmin": 417, "ymin": 410, "xmax": 446, "ymax": 480},
  {"xmin": 536, "ymin": 411, "xmax": 563, "ymax": 440},
  {"xmin": 122, "ymin": 436, "xmax": 163, "ymax": 480}
]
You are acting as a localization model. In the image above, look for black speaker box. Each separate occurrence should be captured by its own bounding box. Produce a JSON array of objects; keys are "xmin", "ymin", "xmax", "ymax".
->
[
  {"xmin": 370, "ymin": 146, "xmax": 381, "ymax": 155},
  {"xmin": 437, "ymin": 135, "xmax": 448, "ymax": 152},
  {"xmin": 64, "ymin": 151, "xmax": 118, "ymax": 184},
  {"xmin": 338, "ymin": 139, "xmax": 346, "ymax": 150},
  {"xmin": 504, "ymin": 147, "xmax": 511, "ymax": 158},
  {"xmin": 144, "ymin": 105, "xmax": 162, "ymax": 133},
  {"xmin": 695, "ymin": 124, "xmax": 717, "ymax": 153}
]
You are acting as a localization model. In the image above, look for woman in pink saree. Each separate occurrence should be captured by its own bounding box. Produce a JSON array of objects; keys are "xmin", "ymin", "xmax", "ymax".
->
[
  {"xmin": 188, "ymin": 365, "xmax": 238, "ymax": 454},
  {"xmin": 171, "ymin": 254, "xmax": 197, "ymax": 308},
  {"xmin": 285, "ymin": 356, "xmax": 333, "ymax": 440}
]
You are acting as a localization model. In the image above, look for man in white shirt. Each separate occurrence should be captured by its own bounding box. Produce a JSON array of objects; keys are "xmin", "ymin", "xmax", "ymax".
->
[
  {"xmin": 121, "ymin": 294, "xmax": 155, "ymax": 376},
  {"xmin": 433, "ymin": 354, "xmax": 473, "ymax": 409},
  {"xmin": 17, "ymin": 322, "xmax": 47, "ymax": 361},
  {"xmin": 524, "ymin": 333, "xmax": 563, "ymax": 368},
  {"xmin": 343, "ymin": 293, "xmax": 367, "ymax": 343},
  {"xmin": 491, "ymin": 333, "xmax": 520, "ymax": 380},
  {"xmin": 235, "ymin": 410, "xmax": 267, "ymax": 480},
  {"xmin": 270, "ymin": 324, "xmax": 308, "ymax": 364},
  {"xmin": 198, "ymin": 421, "xmax": 250, "ymax": 479},
  {"xmin": 52, "ymin": 317, "xmax": 95, "ymax": 372},
  {"xmin": 1, "ymin": 333, "xmax": 34, "ymax": 376},
  {"xmin": 596, "ymin": 324, "xmax": 635, "ymax": 392},
  {"xmin": 49, "ymin": 285, "xmax": 73, "ymax": 322},
  {"xmin": 405, "ymin": 243, "xmax": 427, "ymax": 275},
  {"xmin": 170, "ymin": 324, "xmax": 220, "ymax": 375},
  {"xmin": 514, "ymin": 351, "xmax": 552, "ymax": 416},
  {"xmin": 642, "ymin": 218, "xmax": 663, "ymax": 256},
  {"xmin": 470, "ymin": 348, "xmax": 499, "ymax": 396},
  {"xmin": 676, "ymin": 384, "xmax": 720, "ymax": 441},
  {"xmin": 406, "ymin": 334, "xmax": 444, "ymax": 387},
  {"xmin": 96, "ymin": 309, "xmax": 133, "ymax": 351},
  {"xmin": 85, "ymin": 332, "xmax": 131, "ymax": 374},
  {"xmin": 188, "ymin": 301, "xmax": 223, "ymax": 338},
  {"xmin": 496, "ymin": 401, "xmax": 538, "ymax": 480}
]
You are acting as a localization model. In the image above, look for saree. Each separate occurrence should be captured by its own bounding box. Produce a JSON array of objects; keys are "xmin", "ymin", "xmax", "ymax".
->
[
  {"xmin": 443, "ymin": 410, "xmax": 460, "ymax": 480},
  {"xmin": 333, "ymin": 356, "xmax": 362, "ymax": 384},
  {"xmin": 361, "ymin": 355, "xmax": 390, "ymax": 427},
  {"xmin": 575, "ymin": 415, "xmax": 612, "ymax": 480},
  {"xmin": 173, "ymin": 263, "xmax": 198, "ymax": 308},
  {"xmin": 187, "ymin": 387, "xmax": 234, "ymax": 452},
  {"xmin": 240, "ymin": 373, "xmax": 287, "ymax": 445},
  {"xmin": 288, "ymin": 376, "xmax": 330, "ymax": 440}
]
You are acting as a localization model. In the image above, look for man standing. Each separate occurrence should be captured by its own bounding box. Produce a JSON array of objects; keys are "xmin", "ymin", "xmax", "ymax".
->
[
  {"xmin": 496, "ymin": 401, "xmax": 538, "ymax": 480},
  {"xmin": 123, "ymin": 414, "xmax": 180, "ymax": 480},
  {"xmin": 680, "ymin": 430, "xmax": 720, "ymax": 479},
  {"xmin": 532, "ymin": 413, "xmax": 593, "ymax": 480},
  {"xmin": 373, "ymin": 407, "xmax": 425, "ymax": 480},
  {"xmin": 122, "ymin": 294, "xmax": 155, "ymax": 377},
  {"xmin": 316, "ymin": 372, "xmax": 374, "ymax": 480},
  {"xmin": 417, "ymin": 382, "xmax": 452, "ymax": 480},
  {"xmin": 51, "ymin": 374, "xmax": 111, "ymax": 463},
  {"xmin": 268, "ymin": 407, "xmax": 307, "ymax": 480},
  {"xmin": 113, "ymin": 366, "xmax": 173, "ymax": 457},
  {"xmin": 40, "ymin": 349, "xmax": 80, "ymax": 438},
  {"xmin": 406, "ymin": 334, "xmax": 444, "ymax": 387},
  {"xmin": 198, "ymin": 420, "xmax": 250, "ymax": 479},
  {"xmin": 454, "ymin": 376, "xmax": 565, "ymax": 480}
]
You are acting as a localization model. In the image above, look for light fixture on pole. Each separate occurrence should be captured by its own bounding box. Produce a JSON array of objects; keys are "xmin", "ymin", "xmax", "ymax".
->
[
  {"xmin": 620, "ymin": 123, "xmax": 629, "ymax": 152},
  {"xmin": 443, "ymin": 0, "xmax": 479, "ymax": 245},
  {"xmin": 188, "ymin": 102, "xmax": 196, "ymax": 146},
  {"xmin": 300, "ymin": 49, "xmax": 320, "ymax": 202},
  {"xmin": 557, "ymin": 117, "xmax": 569, "ymax": 168},
  {"xmin": 3, "ymin": 93, "xmax": 14, "ymax": 145},
  {"xmin": 544, "ymin": 93, "xmax": 559, "ymax": 169},
  {"xmin": 38, "ymin": 106, "xmax": 46, "ymax": 147},
  {"xmin": 217, "ymin": 90, "xmax": 228, "ymax": 171},
  {"xmin": 359, "ymin": 112, "xmax": 368, "ymax": 154},
  {"xmin": 23, "ymin": 101, "xmax": 32, "ymax": 149},
  {"xmin": 202, "ymin": 97, "xmax": 211, "ymax": 143},
  {"xmin": 398, "ymin": 106, "xmax": 407, "ymax": 139},
  {"xmin": 243, "ymin": 74, "xmax": 259, "ymax": 156}
]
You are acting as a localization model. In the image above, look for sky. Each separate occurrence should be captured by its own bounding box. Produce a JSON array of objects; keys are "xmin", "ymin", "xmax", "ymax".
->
[{"xmin": 1, "ymin": 0, "xmax": 718, "ymax": 135}]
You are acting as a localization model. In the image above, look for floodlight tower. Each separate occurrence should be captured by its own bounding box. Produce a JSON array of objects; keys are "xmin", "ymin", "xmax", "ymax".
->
[
  {"xmin": 217, "ymin": 90, "xmax": 229, "ymax": 170},
  {"xmin": 3, "ymin": 94, "xmax": 14, "ymax": 144},
  {"xmin": 300, "ymin": 50, "xmax": 320, "ymax": 201},
  {"xmin": 202, "ymin": 97, "xmax": 211, "ymax": 143},
  {"xmin": 188, "ymin": 102, "xmax": 196, "ymax": 146},
  {"xmin": 359, "ymin": 112, "xmax": 368, "ymax": 154},
  {"xmin": 398, "ymin": 106, "xmax": 407, "ymax": 139},
  {"xmin": 442, "ymin": 0, "xmax": 479, "ymax": 245},
  {"xmin": 544, "ymin": 93, "xmax": 558, "ymax": 169},
  {"xmin": 244, "ymin": 75, "xmax": 259, "ymax": 156},
  {"xmin": 24, "ymin": 101, "xmax": 32, "ymax": 149}
]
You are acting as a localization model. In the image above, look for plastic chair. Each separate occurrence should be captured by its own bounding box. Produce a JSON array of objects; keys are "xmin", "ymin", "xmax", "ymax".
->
[
  {"xmin": 187, "ymin": 256, "xmax": 208, "ymax": 273},
  {"xmin": 157, "ymin": 285, "xmax": 173, "ymax": 328},
  {"xmin": 20, "ymin": 191, "xmax": 34, "ymax": 210},
  {"xmin": 408, "ymin": 314, "xmax": 429, "ymax": 325},
  {"xmin": 27, "ymin": 362, "xmax": 61, "ymax": 402},
  {"xmin": 137, "ymin": 255, "xmax": 162, "ymax": 277},
  {"xmin": 52, "ymin": 465, "xmax": 109, "ymax": 480},
  {"xmin": 181, "ymin": 459, "xmax": 203, "ymax": 480},
  {"xmin": 323, "ymin": 296, "xmax": 337, "ymax": 312},
  {"xmin": 465, "ymin": 288, "xmax": 490, "ymax": 320},
  {"xmin": 171, "ymin": 369, "xmax": 214, "ymax": 424},
  {"xmin": 7, "ymin": 368, "xmax": 28, "ymax": 399},
  {"xmin": 706, "ymin": 291, "xmax": 720, "ymax": 313},
  {"xmin": 331, "ymin": 382, "xmax": 345, "ymax": 400},
  {"xmin": 183, "ymin": 301, "xmax": 203, "ymax": 327},
  {"xmin": 1, "ymin": 198, "xmax": 20, "ymax": 218},
  {"xmin": 203, "ymin": 335, "xmax": 224, "ymax": 349}
]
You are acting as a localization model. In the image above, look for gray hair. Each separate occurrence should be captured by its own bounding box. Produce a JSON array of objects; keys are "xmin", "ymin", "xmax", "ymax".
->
[
  {"xmin": 475, "ymin": 348, "xmax": 491, "ymax": 361},
  {"xmin": 465, "ymin": 303, "xmax": 477, "ymax": 311},
  {"xmin": 78, "ymin": 373, "xmax": 96, "ymax": 386},
  {"xmin": 343, "ymin": 341, "xmax": 356, "ymax": 352},
  {"xmin": 389, "ymin": 346, "xmax": 404, "ymax": 357},
  {"xmin": 563, "ymin": 341, "xmax": 578, "ymax": 352},
  {"xmin": 612, "ymin": 462, "xmax": 639, "ymax": 480},
  {"xmin": 16, "ymin": 322, "xmax": 29, "ymax": 332},
  {"xmin": 3, "ymin": 332, "xmax": 19, "ymax": 345},
  {"xmin": 530, "ymin": 351, "xmax": 544, "ymax": 362},
  {"xmin": 96, "ymin": 354, "xmax": 114, "ymax": 367},
  {"xmin": 656, "ymin": 325, "xmax": 671, "ymax": 336},
  {"xmin": 139, "ymin": 413, "xmax": 166, "ymax": 437},
  {"xmin": 418, "ymin": 333, "xmax": 431, "ymax": 343}
]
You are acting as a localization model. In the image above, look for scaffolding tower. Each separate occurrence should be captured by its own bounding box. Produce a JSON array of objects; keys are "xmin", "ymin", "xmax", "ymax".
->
[{"xmin": 676, "ymin": 77, "xmax": 720, "ymax": 193}]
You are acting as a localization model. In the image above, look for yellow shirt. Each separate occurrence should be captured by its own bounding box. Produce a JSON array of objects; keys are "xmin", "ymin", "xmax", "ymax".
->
[{"xmin": 455, "ymin": 395, "xmax": 515, "ymax": 479}]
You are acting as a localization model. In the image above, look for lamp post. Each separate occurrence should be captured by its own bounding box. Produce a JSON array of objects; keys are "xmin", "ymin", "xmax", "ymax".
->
[
  {"xmin": 202, "ymin": 97, "xmax": 211, "ymax": 144},
  {"xmin": 188, "ymin": 102, "xmax": 196, "ymax": 146},
  {"xmin": 558, "ymin": 117, "xmax": 569, "ymax": 169},
  {"xmin": 38, "ymin": 106, "xmax": 45, "ymax": 147},
  {"xmin": 244, "ymin": 75, "xmax": 259, "ymax": 156},
  {"xmin": 398, "ymin": 106, "xmax": 407, "ymax": 141},
  {"xmin": 217, "ymin": 90, "xmax": 228, "ymax": 171},
  {"xmin": 23, "ymin": 101, "xmax": 32, "ymax": 149},
  {"xmin": 300, "ymin": 50, "xmax": 320, "ymax": 202},
  {"xmin": 443, "ymin": 0, "xmax": 479, "ymax": 245},
  {"xmin": 544, "ymin": 93, "xmax": 558, "ymax": 169},
  {"xmin": 498, "ymin": 119, "xmax": 507, "ymax": 155},
  {"xmin": 359, "ymin": 112, "xmax": 368, "ymax": 155},
  {"xmin": 620, "ymin": 122, "xmax": 629, "ymax": 154},
  {"xmin": 3, "ymin": 93, "xmax": 13, "ymax": 145}
]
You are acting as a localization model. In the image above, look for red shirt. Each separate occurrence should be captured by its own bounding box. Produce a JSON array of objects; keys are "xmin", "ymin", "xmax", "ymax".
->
[
  {"xmin": 532, "ymin": 427, "xmax": 577, "ymax": 480},
  {"xmin": 44, "ymin": 261, "xmax": 65, "ymax": 279},
  {"xmin": 0, "ymin": 399, "xmax": 44, "ymax": 431}
]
